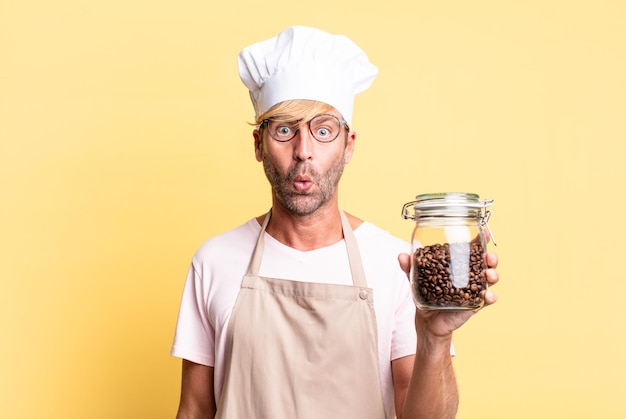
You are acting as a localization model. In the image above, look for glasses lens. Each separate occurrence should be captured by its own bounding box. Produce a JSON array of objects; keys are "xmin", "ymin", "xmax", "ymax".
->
[
  {"xmin": 309, "ymin": 114, "xmax": 342, "ymax": 143},
  {"xmin": 267, "ymin": 120, "xmax": 299, "ymax": 142}
]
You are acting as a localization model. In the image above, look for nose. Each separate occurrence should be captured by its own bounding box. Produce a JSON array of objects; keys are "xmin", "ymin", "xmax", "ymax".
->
[{"xmin": 292, "ymin": 127, "xmax": 314, "ymax": 161}]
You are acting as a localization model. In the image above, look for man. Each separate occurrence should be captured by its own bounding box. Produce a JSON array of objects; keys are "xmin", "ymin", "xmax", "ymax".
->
[{"xmin": 172, "ymin": 26, "xmax": 499, "ymax": 419}]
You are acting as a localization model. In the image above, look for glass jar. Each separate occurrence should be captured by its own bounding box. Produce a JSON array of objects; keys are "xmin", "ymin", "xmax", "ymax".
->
[{"xmin": 401, "ymin": 192, "xmax": 496, "ymax": 311}]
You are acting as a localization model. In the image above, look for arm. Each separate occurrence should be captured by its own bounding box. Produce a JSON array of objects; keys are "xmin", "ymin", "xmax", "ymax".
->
[
  {"xmin": 392, "ymin": 334, "xmax": 459, "ymax": 419},
  {"xmin": 176, "ymin": 360, "xmax": 216, "ymax": 419},
  {"xmin": 393, "ymin": 252, "xmax": 499, "ymax": 419}
]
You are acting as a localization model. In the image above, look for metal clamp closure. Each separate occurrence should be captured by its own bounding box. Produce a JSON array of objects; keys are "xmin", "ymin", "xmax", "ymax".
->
[
  {"xmin": 480, "ymin": 200, "xmax": 497, "ymax": 246},
  {"xmin": 401, "ymin": 201, "xmax": 418, "ymax": 220}
]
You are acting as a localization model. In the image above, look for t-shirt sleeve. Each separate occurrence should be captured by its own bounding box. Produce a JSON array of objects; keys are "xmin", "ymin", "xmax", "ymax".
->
[
  {"xmin": 170, "ymin": 260, "xmax": 215, "ymax": 366},
  {"xmin": 390, "ymin": 272, "xmax": 456, "ymax": 359},
  {"xmin": 390, "ymin": 274, "xmax": 418, "ymax": 361}
]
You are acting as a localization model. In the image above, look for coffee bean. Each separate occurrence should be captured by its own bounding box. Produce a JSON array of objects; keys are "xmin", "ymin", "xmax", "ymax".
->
[{"xmin": 412, "ymin": 241, "xmax": 487, "ymax": 310}]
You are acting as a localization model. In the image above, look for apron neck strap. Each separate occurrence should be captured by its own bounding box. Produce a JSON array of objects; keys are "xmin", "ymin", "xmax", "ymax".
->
[
  {"xmin": 339, "ymin": 209, "xmax": 368, "ymax": 288},
  {"xmin": 246, "ymin": 209, "xmax": 368, "ymax": 288}
]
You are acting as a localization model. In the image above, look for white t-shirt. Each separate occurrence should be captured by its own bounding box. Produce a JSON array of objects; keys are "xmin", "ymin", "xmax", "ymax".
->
[{"xmin": 171, "ymin": 218, "xmax": 417, "ymax": 418}]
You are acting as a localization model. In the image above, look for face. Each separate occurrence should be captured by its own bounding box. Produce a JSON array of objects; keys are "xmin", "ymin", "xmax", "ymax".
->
[{"xmin": 254, "ymin": 113, "xmax": 355, "ymax": 216}]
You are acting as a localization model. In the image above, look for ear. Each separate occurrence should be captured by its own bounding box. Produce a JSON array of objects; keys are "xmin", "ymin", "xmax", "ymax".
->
[
  {"xmin": 253, "ymin": 129, "xmax": 263, "ymax": 162},
  {"xmin": 344, "ymin": 130, "xmax": 357, "ymax": 164}
]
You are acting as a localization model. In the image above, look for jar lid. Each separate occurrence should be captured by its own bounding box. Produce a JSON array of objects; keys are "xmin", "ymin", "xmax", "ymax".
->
[
  {"xmin": 401, "ymin": 192, "xmax": 496, "ymax": 245},
  {"xmin": 402, "ymin": 192, "xmax": 492, "ymax": 219},
  {"xmin": 413, "ymin": 192, "xmax": 483, "ymax": 212}
]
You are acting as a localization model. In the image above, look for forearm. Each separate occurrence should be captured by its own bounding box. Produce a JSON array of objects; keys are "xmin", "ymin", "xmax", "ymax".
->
[
  {"xmin": 176, "ymin": 360, "xmax": 216, "ymax": 419},
  {"xmin": 402, "ymin": 335, "xmax": 459, "ymax": 419}
]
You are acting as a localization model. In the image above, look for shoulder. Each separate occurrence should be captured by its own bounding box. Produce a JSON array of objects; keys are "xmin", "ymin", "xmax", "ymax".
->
[
  {"xmin": 192, "ymin": 219, "xmax": 261, "ymax": 268},
  {"xmin": 354, "ymin": 221, "xmax": 410, "ymax": 255},
  {"xmin": 353, "ymin": 221, "xmax": 410, "ymax": 289}
]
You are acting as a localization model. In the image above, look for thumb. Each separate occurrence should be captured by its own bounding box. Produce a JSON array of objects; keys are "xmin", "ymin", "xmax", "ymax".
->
[{"xmin": 398, "ymin": 253, "xmax": 411, "ymax": 278}]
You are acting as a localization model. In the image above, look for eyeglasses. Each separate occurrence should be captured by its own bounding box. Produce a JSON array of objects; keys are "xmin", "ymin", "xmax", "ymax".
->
[{"xmin": 261, "ymin": 114, "xmax": 349, "ymax": 143}]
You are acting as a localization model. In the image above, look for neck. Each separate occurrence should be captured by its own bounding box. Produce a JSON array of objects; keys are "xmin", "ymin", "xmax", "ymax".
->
[{"xmin": 258, "ymin": 204, "xmax": 362, "ymax": 251}]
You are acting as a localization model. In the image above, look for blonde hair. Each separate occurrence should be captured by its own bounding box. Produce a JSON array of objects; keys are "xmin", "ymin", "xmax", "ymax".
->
[{"xmin": 254, "ymin": 100, "xmax": 339, "ymax": 126}]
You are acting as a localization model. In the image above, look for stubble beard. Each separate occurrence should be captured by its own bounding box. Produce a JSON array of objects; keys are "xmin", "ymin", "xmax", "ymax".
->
[{"xmin": 262, "ymin": 151, "xmax": 346, "ymax": 216}]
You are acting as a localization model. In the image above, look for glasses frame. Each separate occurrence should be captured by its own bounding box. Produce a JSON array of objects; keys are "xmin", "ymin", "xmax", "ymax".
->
[{"xmin": 260, "ymin": 113, "xmax": 349, "ymax": 143}]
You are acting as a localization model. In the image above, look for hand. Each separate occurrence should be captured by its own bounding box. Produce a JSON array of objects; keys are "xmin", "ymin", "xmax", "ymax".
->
[{"xmin": 397, "ymin": 251, "xmax": 499, "ymax": 339}]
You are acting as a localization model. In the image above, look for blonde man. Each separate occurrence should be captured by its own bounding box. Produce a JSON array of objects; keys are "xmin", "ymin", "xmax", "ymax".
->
[{"xmin": 172, "ymin": 26, "xmax": 499, "ymax": 419}]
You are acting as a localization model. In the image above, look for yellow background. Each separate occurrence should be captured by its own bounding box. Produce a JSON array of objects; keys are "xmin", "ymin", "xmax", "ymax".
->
[{"xmin": 1, "ymin": 0, "xmax": 625, "ymax": 418}]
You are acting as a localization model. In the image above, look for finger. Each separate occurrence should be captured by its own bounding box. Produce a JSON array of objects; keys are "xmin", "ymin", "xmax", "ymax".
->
[
  {"xmin": 398, "ymin": 253, "xmax": 411, "ymax": 277},
  {"xmin": 484, "ymin": 252, "xmax": 498, "ymax": 269},
  {"xmin": 484, "ymin": 228, "xmax": 492, "ymax": 244},
  {"xmin": 485, "ymin": 268, "xmax": 499, "ymax": 286},
  {"xmin": 483, "ymin": 289, "xmax": 498, "ymax": 306}
]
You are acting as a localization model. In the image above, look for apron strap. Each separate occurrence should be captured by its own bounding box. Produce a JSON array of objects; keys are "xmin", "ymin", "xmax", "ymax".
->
[
  {"xmin": 245, "ymin": 209, "xmax": 271, "ymax": 276},
  {"xmin": 245, "ymin": 209, "xmax": 368, "ymax": 288},
  {"xmin": 339, "ymin": 209, "xmax": 368, "ymax": 288}
]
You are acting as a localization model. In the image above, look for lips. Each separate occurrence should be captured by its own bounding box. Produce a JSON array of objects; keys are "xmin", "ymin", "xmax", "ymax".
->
[{"xmin": 293, "ymin": 174, "xmax": 313, "ymax": 192}]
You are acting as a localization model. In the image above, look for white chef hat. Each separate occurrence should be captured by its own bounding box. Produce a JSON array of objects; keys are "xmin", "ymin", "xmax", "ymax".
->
[{"xmin": 237, "ymin": 26, "xmax": 378, "ymax": 125}]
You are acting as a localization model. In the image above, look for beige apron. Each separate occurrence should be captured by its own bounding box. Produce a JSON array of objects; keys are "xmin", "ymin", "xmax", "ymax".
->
[{"xmin": 215, "ymin": 210, "xmax": 386, "ymax": 419}]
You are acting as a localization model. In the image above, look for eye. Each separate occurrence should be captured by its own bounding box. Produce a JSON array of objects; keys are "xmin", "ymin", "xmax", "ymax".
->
[
  {"xmin": 315, "ymin": 127, "xmax": 332, "ymax": 138},
  {"xmin": 276, "ymin": 126, "xmax": 293, "ymax": 136},
  {"xmin": 276, "ymin": 126, "xmax": 291, "ymax": 136},
  {"xmin": 309, "ymin": 114, "xmax": 341, "ymax": 142}
]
